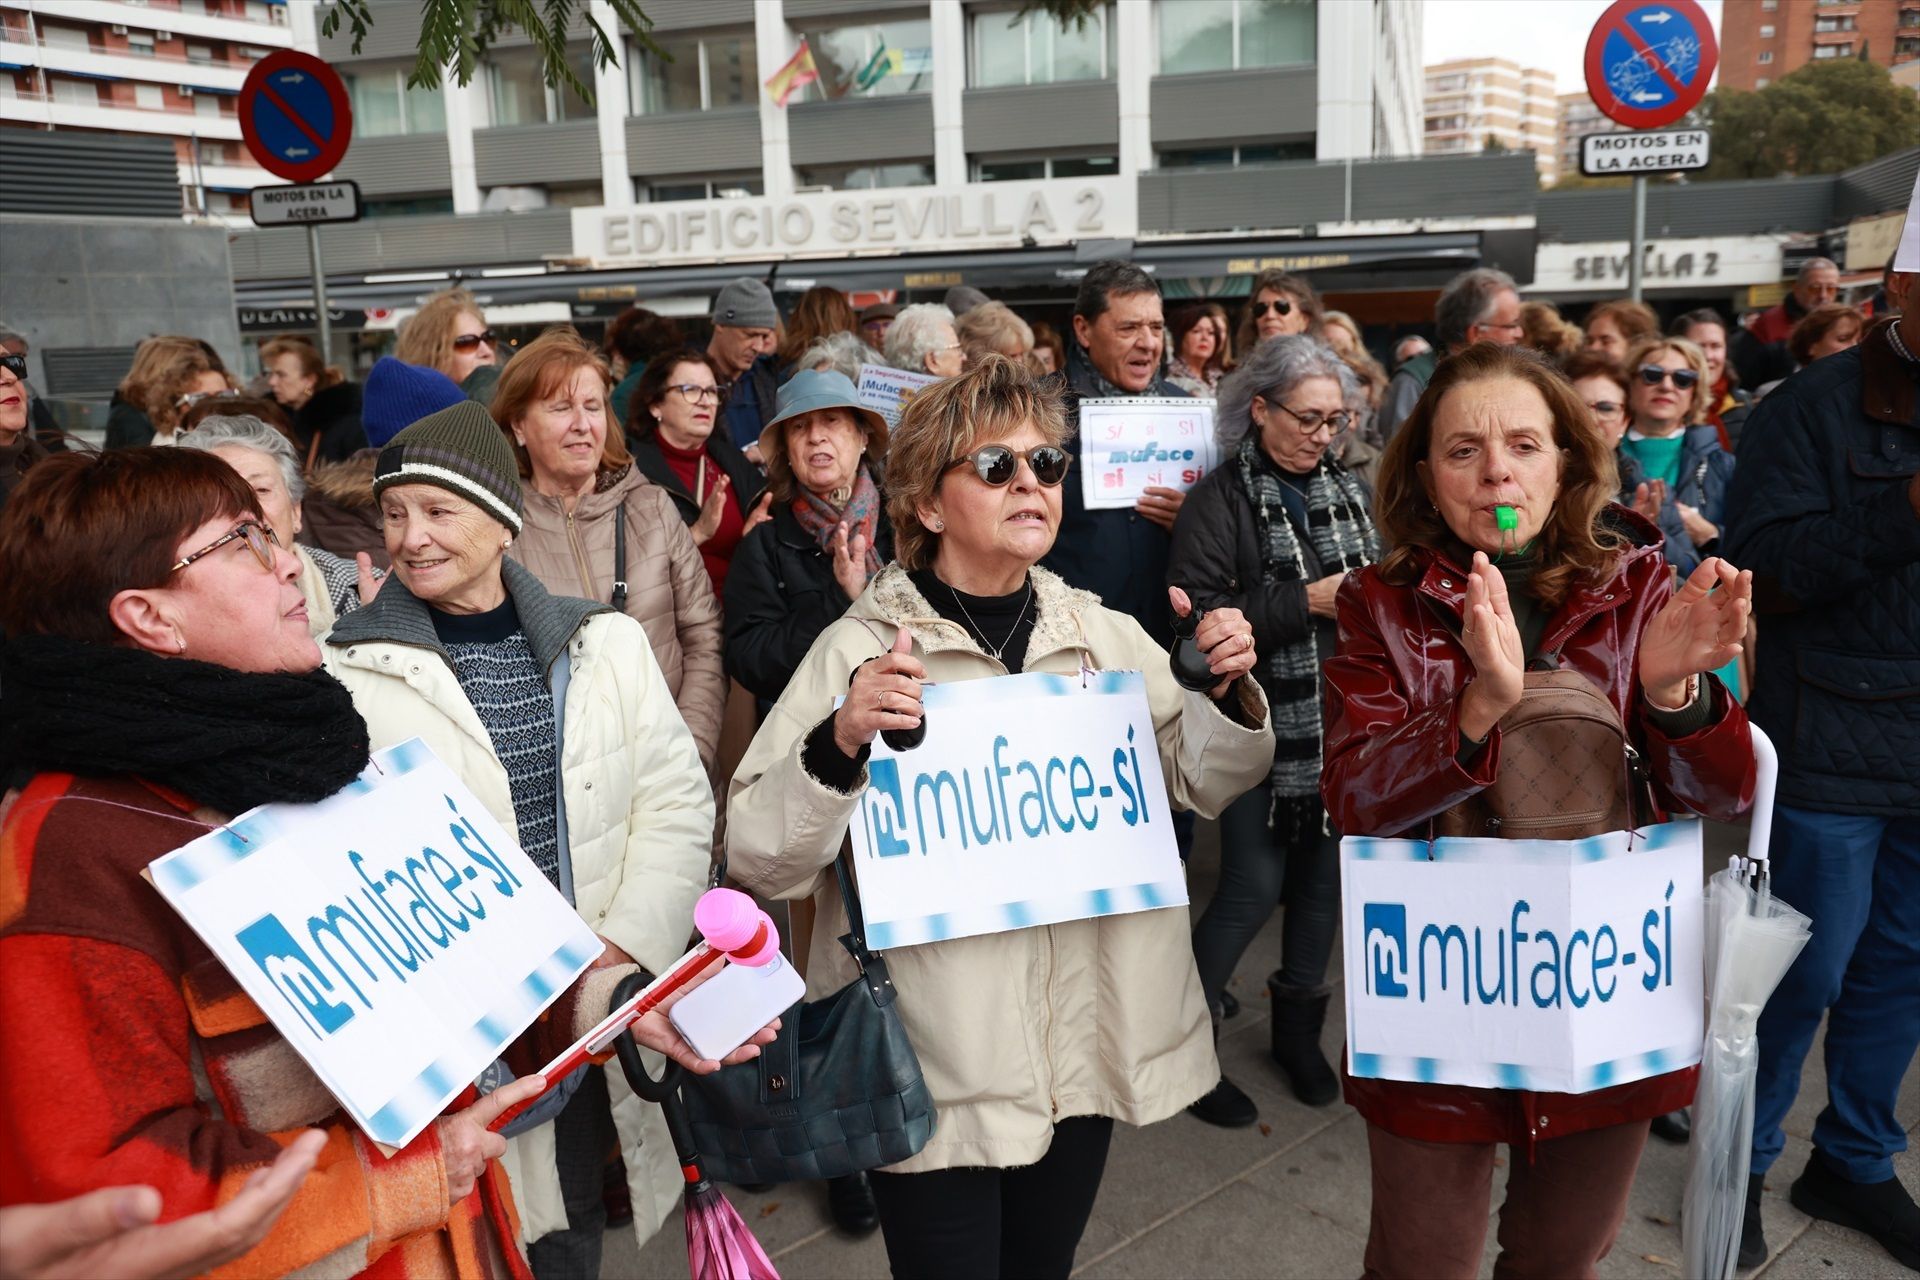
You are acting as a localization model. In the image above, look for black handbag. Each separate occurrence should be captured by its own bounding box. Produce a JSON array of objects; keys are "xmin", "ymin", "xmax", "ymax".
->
[{"xmin": 677, "ymin": 856, "xmax": 937, "ymax": 1184}]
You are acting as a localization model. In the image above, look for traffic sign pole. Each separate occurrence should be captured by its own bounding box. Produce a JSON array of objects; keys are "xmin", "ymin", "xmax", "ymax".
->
[
  {"xmin": 1629, "ymin": 176, "xmax": 1647, "ymax": 301},
  {"xmin": 307, "ymin": 225, "xmax": 332, "ymax": 366}
]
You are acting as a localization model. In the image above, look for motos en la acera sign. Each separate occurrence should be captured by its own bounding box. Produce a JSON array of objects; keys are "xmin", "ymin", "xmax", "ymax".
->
[{"xmin": 571, "ymin": 177, "xmax": 1137, "ymax": 267}]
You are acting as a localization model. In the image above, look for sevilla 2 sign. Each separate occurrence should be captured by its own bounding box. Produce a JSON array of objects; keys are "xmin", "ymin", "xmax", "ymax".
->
[{"xmin": 1584, "ymin": 0, "xmax": 1719, "ymax": 131}]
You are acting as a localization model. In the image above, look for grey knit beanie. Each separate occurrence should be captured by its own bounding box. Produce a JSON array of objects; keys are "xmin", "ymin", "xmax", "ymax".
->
[
  {"xmin": 373, "ymin": 400, "xmax": 525, "ymax": 533},
  {"xmin": 712, "ymin": 277, "xmax": 780, "ymax": 330}
]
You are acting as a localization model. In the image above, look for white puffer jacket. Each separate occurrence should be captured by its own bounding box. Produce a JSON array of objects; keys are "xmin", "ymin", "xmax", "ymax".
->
[{"xmin": 322, "ymin": 560, "xmax": 712, "ymax": 1252}]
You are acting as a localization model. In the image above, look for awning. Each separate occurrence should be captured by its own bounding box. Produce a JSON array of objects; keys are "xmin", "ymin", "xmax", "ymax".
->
[{"xmin": 1144, "ymin": 232, "xmax": 1489, "ymax": 295}]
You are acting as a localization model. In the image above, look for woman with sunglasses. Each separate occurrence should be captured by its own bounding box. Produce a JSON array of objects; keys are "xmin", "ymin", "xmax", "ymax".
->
[
  {"xmin": 627, "ymin": 348, "xmax": 770, "ymax": 596},
  {"xmin": 1169, "ymin": 335, "xmax": 1382, "ymax": 1128},
  {"xmin": 0, "ymin": 350, "xmax": 47, "ymax": 513},
  {"xmin": 727, "ymin": 356, "xmax": 1275, "ymax": 1280},
  {"xmin": 1618, "ymin": 335, "xmax": 1735, "ymax": 577},
  {"xmin": 1235, "ymin": 268, "xmax": 1323, "ymax": 357},
  {"xmin": 394, "ymin": 286, "xmax": 502, "ymax": 406}
]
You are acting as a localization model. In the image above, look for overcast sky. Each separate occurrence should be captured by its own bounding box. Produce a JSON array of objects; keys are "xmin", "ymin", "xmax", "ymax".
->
[{"xmin": 1421, "ymin": 0, "xmax": 1726, "ymax": 96}]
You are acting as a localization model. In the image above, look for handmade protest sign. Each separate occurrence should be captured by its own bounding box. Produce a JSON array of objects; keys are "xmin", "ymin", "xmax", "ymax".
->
[
  {"xmin": 149, "ymin": 738, "xmax": 601, "ymax": 1150},
  {"xmin": 844, "ymin": 670, "xmax": 1183, "ymax": 949},
  {"xmin": 857, "ymin": 363, "xmax": 939, "ymax": 430},
  {"xmin": 1342, "ymin": 821, "xmax": 1704, "ymax": 1095},
  {"xmin": 1077, "ymin": 398, "xmax": 1217, "ymax": 510}
]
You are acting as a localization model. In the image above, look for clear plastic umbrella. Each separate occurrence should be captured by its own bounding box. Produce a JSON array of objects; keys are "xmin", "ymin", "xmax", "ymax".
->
[{"xmin": 1682, "ymin": 726, "xmax": 1813, "ymax": 1280}]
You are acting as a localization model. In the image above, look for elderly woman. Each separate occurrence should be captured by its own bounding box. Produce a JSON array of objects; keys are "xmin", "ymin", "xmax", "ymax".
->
[
  {"xmin": 107, "ymin": 336, "xmax": 228, "ymax": 450},
  {"xmin": 883, "ymin": 303, "xmax": 966, "ymax": 379},
  {"xmin": 1168, "ymin": 336, "xmax": 1381, "ymax": 1128},
  {"xmin": 495, "ymin": 327, "xmax": 727, "ymax": 774},
  {"xmin": 261, "ymin": 335, "xmax": 365, "ymax": 467},
  {"xmin": 394, "ymin": 286, "xmax": 500, "ymax": 405},
  {"xmin": 724, "ymin": 369, "xmax": 894, "ymax": 703},
  {"xmin": 178, "ymin": 414, "xmax": 377, "ymax": 635},
  {"xmin": 1236, "ymin": 268, "xmax": 1322, "ymax": 356},
  {"xmin": 1564, "ymin": 350, "xmax": 1631, "ymax": 450},
  {"xmin": 726, "ymin": 355, "xmax": 1276, "ymax": 1280},
  {"xmin": 1618, "ymin": 334, "xmax": 1735, "ymax": 576},
  {"xmin": 138, "ymin": 340, "xmax": 233, "ymax": 447},
  {"xmin": 321, "ymin": 403, "xmax": 730, "ymax": 1276},
  {"xmin": 795, "ymin": 331, "xmax": 884, "ymax": 383},
  {"xmin": 1166, "ymin": 303, "xmax": 1229, "ymax": 396},
  {"xmin": 1583, "ymin": 298, "xmax": 1659, "ymax": 362},
  {"xmin": 1321, "ymin": 343, "xmax": 1755, "ymax": 1279},
  {"xmin": 956, "ymin": 301, "xmax": 1035, "ymax": 371},
  {"xmin": 0, "ymin": 450, "xmax": 752, "ymax": 1278},
  {"xmin": 1, "ymin": 349, "xmax": 44, "ymax": 511}
]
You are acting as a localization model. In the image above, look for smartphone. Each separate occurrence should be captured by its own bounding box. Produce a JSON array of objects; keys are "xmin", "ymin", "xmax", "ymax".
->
[{"xmin": 667, "ymin": 951, "xmax": 805, "ymax": 1062}]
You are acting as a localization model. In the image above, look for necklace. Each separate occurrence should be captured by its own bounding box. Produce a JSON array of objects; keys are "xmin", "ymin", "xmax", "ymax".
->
[{"xmin": 951, "ymin": 580, "xmax": 1033, "ymax": 663}]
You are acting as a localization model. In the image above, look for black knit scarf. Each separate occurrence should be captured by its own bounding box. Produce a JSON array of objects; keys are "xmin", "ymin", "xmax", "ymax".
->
[{"xmin": 0, "ymin": 634, "xmax": 371, "ymax": 815}]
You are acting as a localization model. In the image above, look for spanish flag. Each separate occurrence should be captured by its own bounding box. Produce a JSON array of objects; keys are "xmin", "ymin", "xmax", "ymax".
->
[{"xmin": 764, "ymin": 40, "xmax": 819, "ymax": 107}]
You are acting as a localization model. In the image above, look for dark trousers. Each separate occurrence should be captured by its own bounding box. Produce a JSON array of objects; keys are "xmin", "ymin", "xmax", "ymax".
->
[
  {"xmin": 1752, "ymin": 805, "xmax": 1920, "ymax": 1183},
  {"xmin": 527, "ymin": 1068, "xmax": 616, "ymax": 1280},
  {"xmin": 1191, "ymin": 785, "xmax": 1341, "ymax": 1006},
  {"xmin": 867, "ymin": 1115, "xmax": 1115, "ymax": 1280},
  {"xmin": 1362, "ymin": 1120, "xmax": 1650, "ymax": 1280}
]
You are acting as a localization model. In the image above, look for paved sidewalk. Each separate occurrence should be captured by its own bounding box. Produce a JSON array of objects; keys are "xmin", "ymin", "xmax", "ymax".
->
[{"xmin": 604, "ymin": 820, "xmax": 1918, "ymax": 1279}]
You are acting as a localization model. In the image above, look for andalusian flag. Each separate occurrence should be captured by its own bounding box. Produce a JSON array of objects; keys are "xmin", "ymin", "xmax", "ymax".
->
[{"xmin": 764, "ymin": 40, "xmax": 819, "ymax": 107}]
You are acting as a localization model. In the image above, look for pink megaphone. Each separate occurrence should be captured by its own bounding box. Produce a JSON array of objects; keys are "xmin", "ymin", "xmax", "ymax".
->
[{"xmin": 693, "ymin": 887, "xmax": 780, "ymax": 967}]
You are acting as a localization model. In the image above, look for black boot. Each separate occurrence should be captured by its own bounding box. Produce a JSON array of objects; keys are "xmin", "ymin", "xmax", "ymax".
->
[
  {"xmin": 1738, "ymin": 1171, "xmax": 1767, "ymax": 1269},
  {"xmin": 826, "ymin": 1170, "xmax": 880, "ymax": 1236},
  {"xmin": 1650, "ymin": 1107, "xmax": 1692, "ymax": 1144},
  {"xmin": 1791, "ymin": 1153, "xmax": 1920, "ymax": 1271},
  {"xmin": 1268, "ymin": 981, "xmax": 1339, "ymax": 1107},
  {"xmin": 1188, "ymin": 1001, "xmax": 1259, "ymax": 1127}
]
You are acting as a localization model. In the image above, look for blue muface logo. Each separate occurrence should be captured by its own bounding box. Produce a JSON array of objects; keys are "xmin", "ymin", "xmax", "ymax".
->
[
  {"xmin": 1363, "ymin": 903, "xmax": 1410, "ymax": 998},
  {"xmin": 235, "ymin": 912, "xmax": 356, "ymax": 1038}
]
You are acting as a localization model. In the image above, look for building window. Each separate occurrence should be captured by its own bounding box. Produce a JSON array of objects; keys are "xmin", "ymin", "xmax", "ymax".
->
[
  {"xmin": 346, "ymin": 65, "xmax": 445, "ymax": 136},
  {"xmin": 970, "ymin": 5, "xmax": 1113, "ymax": 87},
  {"xmin": 1757, "ymin": 50, "xmax": 1773, "ymax": 63},
  {"xmin": 41, "ymin": 24, "xmax": 92, "ymax": 51},
  {"xmin": 797, "ymin": 162, "xmax": 935, "ymax": 190},
  {"xmin": 194, "ymin": 93, "xmax": 223, "ymax": 117},
  {"xmin": 50, "ymin": 77, "xmax": 97, "ymax": 107},
  {"xmin": 185, "ymin": 42, "xmax": 214, "ymax": 63},
  {"xmin": 125, "ymin": 31, "xmax": 157, "ymax": 56},
  {"xmin": 1158, "ymin": 0, "xmax": 1314, "ymax": 75},
  {"xmin": 134, "ymin": 82, "xmax": 163, "ymax": 109},
  {"xmin": 1755, "ymin": 76, "xmax": 1769, "ymax": 87},
  {"xmin": 1758, "ymin": 24, "xmax": 1774, "ymax": 37},
  {"xmin": 1811, "ymin": 43, "xmax": 1850, "ymax": 58},
  {"xmin": 1158, "ymin": 141, "xmax": 1312, "ymax": 169},
  {"xmin": 975, "ymin": 154, "xmax": 1117, "ymax": 180},
  {"xmin": 642, "ymin": 174, "xmax": 765, "ymax": 203},
  {"xmin": 1813, "ymin": 16, "xmax": 1856, "ymax": 31},
  {"xmin": 485, "ymin": 44, "xmax": 593, "ymax": 126},
  {"xmin": 796, "ymin": 20, "xmax": 933, "ymax": 101},
  {"xmin": 1761, "ymin": 0, "xmax": 1777, "ymax": 7},
  {"xmin": 364, "ymin": 196, "xmax": 456, "ymax": 219},
  {"xmin": 631, "ymin": 32, "xmax": 757, "ymax": 114}
]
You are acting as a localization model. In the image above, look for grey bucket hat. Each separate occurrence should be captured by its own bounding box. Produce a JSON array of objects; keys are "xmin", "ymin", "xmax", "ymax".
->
[{"xmin": 757, "ymin": 368, "xmax": 890, "ymax": 465}]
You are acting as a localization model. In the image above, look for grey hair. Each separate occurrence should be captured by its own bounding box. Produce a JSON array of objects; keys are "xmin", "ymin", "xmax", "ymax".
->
[
  {"xmin": 1435, "ymin": 267, "xmax": 1517, "ymax": 351},
  {"xmin": 1796, "ymin": 256, "xmax": 1837, "ymax": 282},
  {"xmin": 883, "ymin": 303, "xmax": 958, "ymax": 374},
  {"xmin": 799, "ymin": 331, "xmax": 881, "ymax": 382},
  {"xmin": 177, "ymin": 414, "xmax": 305, "ymax": 503},
  {"xmin": 1215, "ymin": 335, "xmax": 1360, "ymax": 451}
]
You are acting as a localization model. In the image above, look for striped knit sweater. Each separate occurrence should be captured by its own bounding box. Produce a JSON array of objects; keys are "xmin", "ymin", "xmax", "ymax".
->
[{"xmin": 0, "ymin": 772, "xmax": 630, "ymax": 1279}]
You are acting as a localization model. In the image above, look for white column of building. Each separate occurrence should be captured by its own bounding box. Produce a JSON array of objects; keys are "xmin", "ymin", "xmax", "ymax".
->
[
  {"xmin": 287, "ymin": 0, "xmax": 320, "ymax": 54},
  {"xmin": 930, "ymin": 0, "xmax": 966, "ymax": 185},
  {"xmin": 1315, "ymin": 0, "xmax": 1373, "ymax": 161},
  {"xmin": 442, "ymin": 64, "xmax": 483, "ymax": 213},
  {"xmin": 754, "ymin": 0, "xmax": 795, "ymax": 199},
  {"xmin": 1114, "ymin": 0, "xmax": 1152, "ymax": 181},
  {"xmin": 591, "ymin": 0, "xmax": 632, "ymax": 206}
]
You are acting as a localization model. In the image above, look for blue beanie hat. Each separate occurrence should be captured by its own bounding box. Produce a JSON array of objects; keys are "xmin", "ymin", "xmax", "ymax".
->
[{"xmin": 362, "ymin": 356, "xmax": 469, "ymax": 447}]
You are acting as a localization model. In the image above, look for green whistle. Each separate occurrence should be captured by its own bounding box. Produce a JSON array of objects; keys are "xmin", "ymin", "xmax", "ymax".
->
[{"xmin": 1495, "ymin": 505, "xmax": 1518, "ymax": 533}]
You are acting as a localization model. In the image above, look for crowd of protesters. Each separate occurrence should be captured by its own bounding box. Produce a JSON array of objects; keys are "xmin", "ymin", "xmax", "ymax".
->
[{"xmin": 0, "ymin": 236, "xmax": 1914, "ymax": 1280}]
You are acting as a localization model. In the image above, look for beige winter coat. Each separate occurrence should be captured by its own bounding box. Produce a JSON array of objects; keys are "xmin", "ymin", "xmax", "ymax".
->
[
  {"xmin": 726, "ymin": 564, "xmax": 1275, "ymax": 1173},
  {"xmin": 510, "ymin": 465, "xmax": 726, "ymax": 772},
  {"xmin": 321, "ymin": 562, "xmax": 712, "ymax": 1252}
]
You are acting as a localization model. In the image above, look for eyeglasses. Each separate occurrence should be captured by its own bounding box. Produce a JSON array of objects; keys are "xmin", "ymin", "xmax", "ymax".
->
[
  {"xmin": 1585, "ymin": 400, "xmax": 1625, "ymax": 419},
  {"xmin": 946, "ymin": 444, "xmax": 1073, "ymax": 488},
  {"xmin": 452, "ymin": 329, "xmax": 498, "ymax": 352},
  {"xmin": 0, "ymin": 353, "xmax": 25, "ymax": 380},
  {"xmin": 668, "ymin": 383, "xmax": 724, "ymax": 404},
  {"xmin": 1259, "ymin": 395, "xmax": 1353, "ymax": 437},
  {"xmin": 1637, "ymin": 364, "xmax": 1700, "ymax": 390},
  {"xmin": 1252, "ymin": 298, "xmax": 1293, "ymax": 319},
  {"xmin": 170, "ymin": 520, "xmax": 279, "ymax": 576},
  {"xmin": 176, "ymin": 389, "xmax": 221, "ymax": 410}
]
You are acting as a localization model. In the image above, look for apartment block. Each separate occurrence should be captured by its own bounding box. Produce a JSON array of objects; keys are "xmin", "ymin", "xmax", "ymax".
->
[{"xmin": 1423, "ymin": 56, "xmax": 1558, "ymax": 185}]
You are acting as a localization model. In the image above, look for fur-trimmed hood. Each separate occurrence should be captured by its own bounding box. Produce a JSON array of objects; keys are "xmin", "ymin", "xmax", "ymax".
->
[{"xmin": 304, "ymin": 447, "xmax": 377, "ymax": 509}]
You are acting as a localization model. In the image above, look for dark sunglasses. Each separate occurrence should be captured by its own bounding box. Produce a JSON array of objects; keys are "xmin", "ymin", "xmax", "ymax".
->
[
  {"xmin": 946, "ymin": 444, "xmax": 1073, "ymax": 488},
  {"xmin": 452, "ymin": 329, "xmax": 498, "ymax": 352},
  {"xmin": 0, "ymin": 353, "xmax": 25, "ymax": 380},
  {"xmin": 1252, "ymin": 298, "xmax": 1293, "ymax": 319},
  {"xmin": 1637, "ymin": 364, "xmax": 1700, "ymax": 390},
  {"xmin": 170, "ymin": 520, "xmax": 279, "ymax": 576}
]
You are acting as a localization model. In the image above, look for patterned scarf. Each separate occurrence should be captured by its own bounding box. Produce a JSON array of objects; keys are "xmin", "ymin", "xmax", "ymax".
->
[
  {"xmin": 792, "ymin": 462, "xmax": 884, "ymax": 579},
  {"xmin": 1236, "ymin": 437, "xmax": 1381, "ymax": 809}
]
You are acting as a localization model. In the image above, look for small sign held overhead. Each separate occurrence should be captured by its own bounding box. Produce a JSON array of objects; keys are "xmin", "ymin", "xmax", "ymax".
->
[
  {"xmin": 250, "ymin": 179, "xmax": 362, "ymax": 228},
  {"xmin": 1581, "ymin": 129, "xmax": 1710, "ymax": 178}
]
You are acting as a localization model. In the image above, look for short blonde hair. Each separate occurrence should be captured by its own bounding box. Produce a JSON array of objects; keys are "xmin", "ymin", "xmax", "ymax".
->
[
  {"xmin": 956, "ymin": 301, "xmax": 1034, "ymax": 367},
  {"xmin": 394, "ymin": 286, "xmax": 484, "ymax": 380},
  {"xmin": 886, "ymin": 353, "xmax": 1070, "ymax": 571},
  {"xmin": 489, "ymin": 326, "xmax": 630, "ymax": 479},
  {"xmin": 1621, "ymin": 334, "xmax": 1711, "ymax": 427}
]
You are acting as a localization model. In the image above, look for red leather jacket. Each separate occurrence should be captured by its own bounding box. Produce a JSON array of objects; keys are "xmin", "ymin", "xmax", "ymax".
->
[{"xmin": 1321, "ymin": 507, "xmax": 1756, "ymax": 1149}]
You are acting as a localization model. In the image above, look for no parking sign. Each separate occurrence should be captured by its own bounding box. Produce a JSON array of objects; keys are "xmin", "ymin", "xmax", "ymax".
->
[
  {"xmin": 239, "ymin": 49, "xmax": 354, "ymax": 183},
  {"xmin": 1584, "ymin": 0, "xmax": 1719, "ymax": 130}
]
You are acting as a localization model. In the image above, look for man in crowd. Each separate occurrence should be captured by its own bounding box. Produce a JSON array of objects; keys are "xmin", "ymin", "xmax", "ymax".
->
[
  {"xmin": 708, "ymin": 277, "xmax": 781, "ymax": 457},
  {"xmin": 1723, "ymin": 231, "xmax": 1919, "ymax": 1271},
  {"xmin": 1042, "ymin": 260, "xmax": 1189, "ymax": 648},
  {"xmin": 1734, "ymin": 257, "xmax": 1841, "ymax": 389},
  {"xmin": 1378, "ymin": 267, "xmax": 1523, "ymax": 440}
]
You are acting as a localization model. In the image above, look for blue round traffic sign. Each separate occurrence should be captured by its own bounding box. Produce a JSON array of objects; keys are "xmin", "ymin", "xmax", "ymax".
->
[
  {"xmin": 239, "ymin": 50, "xmax": 353, "ymax": 184},
  {"xmin": 1584, "ymin": 0, "xmax": 1719, "ymax": 131}
]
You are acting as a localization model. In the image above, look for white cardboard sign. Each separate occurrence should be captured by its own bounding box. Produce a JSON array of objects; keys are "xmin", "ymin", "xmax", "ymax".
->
[
  {"xmin": 1342, "ymin": 821, "xmax": 1705, "ymax": 1095},
  {"xmin": 148, "ymin": 739, "xmax": 601, "ymax": 1149},
  {"xmin": 856, "ymin": 363, "xmax": 939, "ymax": 430},
  {"xmin": 845, "ymin": 671, "xmax": 1184, "ymax": 949},
  {"xmin": 1076, "ymin": 398, "xmax": 1218, "ymax": 509}
]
